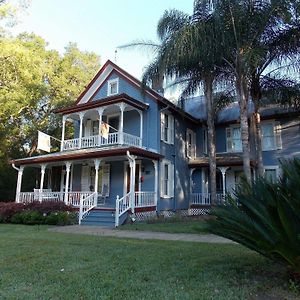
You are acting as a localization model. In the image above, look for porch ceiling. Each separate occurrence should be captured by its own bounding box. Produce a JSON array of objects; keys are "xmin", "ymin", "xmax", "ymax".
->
[
  {"xmin": 11, "ymin": 147, "xmax": 163, "ymax": 167},
  {"xmin": 189, "ymin": 154, "xmax": 257, "ymax": 168}
]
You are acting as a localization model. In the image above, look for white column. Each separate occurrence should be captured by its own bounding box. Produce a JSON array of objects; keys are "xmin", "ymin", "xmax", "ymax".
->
[
  {"xmin": 78, "ymin": 112, "xmax": 84, "ymax": 149},
  {"xmin": 152, "ymin": 160, "xmax": 158, "ymax": 209},
  {"xmin": 64, "ymin": 162, "xmax": 72, "ymax": 204},
  {"xmin": 94, "ymin": 159, "xmax": 101, "ymax": 206},
  {"xmin": 138, "ymin": 110, "xmax": 143, "ymax": 147},
  {"xmin": 15, "ymin": 166, "xmax": 24, "ymax": 203},
  {"xmin": 61, "ymin": 115, "xmax": 67, "ymax": 151},
  {"xmin": 118, "ymin": 103, "xmax": 126, "ymax": 144},
  {"xmin": 190, "ymin": 168, "xmax": 195, "ymax": 195},
  {"xmin": 218, "ymin": 167, "xmax": 229, "ymax": 199},
  {"xmin": 39, "ymin": 164, "xmax": 46, "ymax": 202},
  {"xmin": 97, "ymin": 108, "xmax": 104, "ymax": 146}
]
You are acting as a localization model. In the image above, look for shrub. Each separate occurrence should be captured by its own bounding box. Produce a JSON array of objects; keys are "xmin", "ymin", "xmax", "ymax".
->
[
  {"xmin": 20, "ymin": 211, "xmax": 44, "ymax": 225},
  {"xmin": 0, "ymin": 202, "xmax": 25, "ymax": 223},
  {"xmin": 207, "ymin": 159, "xmax": 300, "ymax": 273},
  {"xmin": 45, "ymin": 212, "xmax": 77, "ymax": 225}
]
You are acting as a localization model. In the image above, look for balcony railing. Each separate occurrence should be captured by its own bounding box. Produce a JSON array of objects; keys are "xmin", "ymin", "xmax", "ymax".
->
[
  {"xmin": 190, "ymin": 193, "xmax": 225, "ymax": 205},
  {"xmin": 62, "ymin": 132, "xmax": 142, "ymax": 151}
]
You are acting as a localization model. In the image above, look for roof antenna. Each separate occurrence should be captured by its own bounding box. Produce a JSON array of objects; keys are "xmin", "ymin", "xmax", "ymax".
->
[{"xmin": 114, "ymin": 49, "xmax": 117, "ymax": 63}]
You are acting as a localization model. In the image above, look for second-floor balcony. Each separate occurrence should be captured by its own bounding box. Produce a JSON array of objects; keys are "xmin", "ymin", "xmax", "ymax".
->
[
  {"xmin": 63, "ymin": 131, "xmax": 142, "ymax": 151},
  {"xmin": 57, "ymin": 94, "xmax": 148, "ymax": 152}
]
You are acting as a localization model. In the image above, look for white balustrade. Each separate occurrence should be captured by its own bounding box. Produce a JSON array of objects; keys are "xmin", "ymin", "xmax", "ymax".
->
[
  {"xmin": 67, "ymin": 192, "xmax": 94, "ymax": 207},
  {"xmin": 134, "ymin": 191, "xmax": 155, "ymax": 207},
  {"xmin": 191, "ymin": 193, "xmax": 225, "ymax": 205},
  {"xmin": 18, "ymin": 191, "xmax": 64, "ymax": 203},
  {"xmin": 78, "ymin": 192, "xmax": 97, "ymax": 224},
  {"xmin": 81, "ymin": 135, "xmax": 99, "ymax": 148},
  {"xmin": 123, "ymin": 133, "xmax": 142, "ymax": 147},
  {"xmin": 63, "ymin": 138, "xmax": 79, "ymax": 151},
  {"xmin": 115, "ymin": 192, "xmax": 131, "ymax": 227}
]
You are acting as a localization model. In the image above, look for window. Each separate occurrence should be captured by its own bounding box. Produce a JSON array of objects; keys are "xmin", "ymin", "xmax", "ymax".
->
[
  {"xmin": 226, "ymin": 126, "xmax": 242, "ymax": 152},
  {"xmin": 107, "ymin": 78, "xmax": 119, "ymax": 96},
  {"xmin": 160, "ymin": 160, "xmax": 174, "ymax": 197},
  {"xmin": 161, "ymin": 112, "xmax": 174, "ymax": 144},
  {"xmin": 186, "ymin": 129, "xmax": 196, "ymax": 158},
  {"xmin": 261, "ymin": 122, "xmax": 282, "ymax": 151},
  {"xmin": 264, "ymin": 167, "xmax": 278, "ymax": 183},
  {"xmin": 92, "ymin": 120, "xmax": 99, "ymax": 136},
  {"xmin": 203, "ymin": 127, "xmax": 208, "ymax": 154}
]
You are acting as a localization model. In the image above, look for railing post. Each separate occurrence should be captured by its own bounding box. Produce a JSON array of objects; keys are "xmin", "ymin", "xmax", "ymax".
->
[
  {"xmin": 78, "ymin": 112, "xmax": 84, "ymax": 149},
  {"xmin": 79, "ymin": 194, "xmax": 83, "ymax": 225},
  {"xmin": 115, "ymin": 195, "xmax": 119, "ymax": 227}
]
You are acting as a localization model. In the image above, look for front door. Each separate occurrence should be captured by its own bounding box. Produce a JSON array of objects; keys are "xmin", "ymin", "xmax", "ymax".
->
[{"xmin": 125, "ymin": 163, "xmax": 141, "ymax": 194}]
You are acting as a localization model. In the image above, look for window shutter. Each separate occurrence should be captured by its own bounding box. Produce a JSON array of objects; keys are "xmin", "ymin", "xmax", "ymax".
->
[
  {"xmin": 275, "ymin": 122, "xmax": 282, "ymax": 150},
  {"xmin": 101, "ymin": 164, "xmax": 110, "ymax": 196},
  {"xmin": 160, "ymin": 113, "xmax": 165, "ymax": 142},
  {"xmin": 85, "ymin": 120, "xmax": 92, "ymax": 137},
  {"xmin": 169, "ymin": 115, "xmax": 174, "ymax": 144},
  {"xmin": 186, "ymin": 130, "xmax": 190, "ymax": 158},
  {"xmin": 169, "ymin": 163, "xmax": 175, "ymax": 197},
  {"xmin": 81, "ymin": 165, "xmax": 90, "ymax": 191},
  {"xmin": 160, "ymin": 161, "xmax": 165, "ymax": 197},
  {"xmin": 192, "ymin": 132, "xmax": 196, "ymax": 158},
  {"xmin": 226, "ymin": 128, "xmax": 232, "ymax": 152}
]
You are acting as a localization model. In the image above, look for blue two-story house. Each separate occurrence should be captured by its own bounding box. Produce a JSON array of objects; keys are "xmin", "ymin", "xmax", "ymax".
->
[{"xmin": 11, "ymin": 60, "xmax": 300, "ymax": 226}]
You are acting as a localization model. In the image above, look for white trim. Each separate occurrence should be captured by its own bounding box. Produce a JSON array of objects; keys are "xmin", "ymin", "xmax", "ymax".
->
[
  {"xmin": 123, "ymin": 160, "xmax": 141, "ymax": 197},
  {"xmin": 261, "ymin": 120, "xmax": 282, "ymax": 151},
  {"xmin": 107, "ymin": 78, "xmax": 119, "ymax": 96},
  {"xmin": 160, "ymin": 159, "xmax": 174, "ymax": 198},
  {"xmin": 226, "ymin": 125, "xmax": 242, "ymax": 153},
  {"xmin": 186, "ymin": 128, "xmax": 196, "ymax": 158},
  {"xmin": 161, "ymin": 112, "xmax": 174, "ymax": 145},
  {"xmin": 264, "ymin": 165, "xmax": 280, "ymax": 181}
]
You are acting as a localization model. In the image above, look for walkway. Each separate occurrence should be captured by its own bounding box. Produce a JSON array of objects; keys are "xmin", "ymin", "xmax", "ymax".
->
[{"xmin": 49, "ymin": 225, "xmax": 234, "ymax": 244}]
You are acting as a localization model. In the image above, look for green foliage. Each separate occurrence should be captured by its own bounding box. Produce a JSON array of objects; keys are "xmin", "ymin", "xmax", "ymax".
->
[
  {"xmin": 45, "ymin": 211, "xmax": 77, "ymax": 225},
  {"xmin": 208, "ymin": 159, "xmax": 300, "ymax": 273}
]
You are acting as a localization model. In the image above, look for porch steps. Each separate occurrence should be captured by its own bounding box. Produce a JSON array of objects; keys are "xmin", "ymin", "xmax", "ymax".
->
[{"xmin": 81, "ymin": 209, "xmax": 116, "ymax": 227}]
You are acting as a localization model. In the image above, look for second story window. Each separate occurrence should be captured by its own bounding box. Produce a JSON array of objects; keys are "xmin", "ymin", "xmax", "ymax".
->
[
  {"xmin": 226, "ymin": 126, "xmax": 242, "ymax": 152},
  {"xmin": 186, "ymin": 129, "xmax": 196, "ymax": 158},
  {"xmin": 107, "ymin": 78, "xmax": 119, "ymax": 96},
  {"xmin": 261, "ymin": 122, "xmax": 282, "ymax": 151},
  {"xmin": 161, "ymin": 112, "xmax": 174, "ymax": 144}
]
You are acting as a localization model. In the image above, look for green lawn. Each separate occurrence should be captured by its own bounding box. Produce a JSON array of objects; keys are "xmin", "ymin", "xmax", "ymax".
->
[
  {"xmin": 120, "ymin": 219, "xmax": 210, "ymax": 234},
  {"xmin": 0, "ymin": 224, "xmax": 298, "ymax": 300}
]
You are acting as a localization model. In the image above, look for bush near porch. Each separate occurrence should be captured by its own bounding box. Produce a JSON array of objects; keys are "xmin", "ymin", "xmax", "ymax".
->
[{"xmin": 0, "ymin": 201, "xmax": 77, "ymax": 225}]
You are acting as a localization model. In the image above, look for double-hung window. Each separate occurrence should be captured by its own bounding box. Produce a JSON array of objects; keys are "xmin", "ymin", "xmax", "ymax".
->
[
  {"xmin": 161, "ymin": 112, "xmax": 174, "ymax": 144},
  {"xmin": 226, "ymin": 126, "xmax": 242, "ymax": 152},
  {"xmin": 261, "ymin": 122, "xmax": 282, "ymax": 151},
  {"xmin": 160, "ymin": 159, "xmax": 174, "ymax": 198},
  {"xmin": 186, "ymin": 129, "xmax": 196, "ymax": 158},
  {"xmin": 107, "ymin": 78, "xmax": 119, "ymax": 96},
  {"xmin": 264, "ymin": 167, "xmax": 278, "ymax": 183}
]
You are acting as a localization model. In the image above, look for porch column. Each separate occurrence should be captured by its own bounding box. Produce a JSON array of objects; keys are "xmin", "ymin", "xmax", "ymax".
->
[
  {"xmin": 218, "ymin": 167, "xmax": 229, "ymax": 200},
  {"xmin": 138, "ymin": 110, "xmax": 143, "ymax": 147},
  {"xmin": 15, "ymin": 166, "xmax": 24, "ymax": 203},
  {"xmin": 60, "ymin": 115, "xmax": 67, "ymax": 151},
  {"xmin": 78, "ymin": 112, "xmax": 84, "ymax": 149},
  {"xmin": 118, "ymin": 103, "xmax": 126, "ymax": 144},
  {"xmin": 97, "ymin": 108, "xmax": 104, "ymax": 145},
  {"xmin": 94, "ymin": 159, "xmax": 101, "ymax": 206},
  {"xmin": 127, "ymin": 151, "xmax": 136, "ymax": 213},
  {"xmin": 64, "ymin": 162, "xmax": 72, "ymax": 205},
  {"xmin": 39, "ymin": 164, "xmax": 46, "ymax": 202},
  {"xmin": 190, "ymin": 168, "xmax": 195, "ymax": 195},
  {"xmin": 152, "ymin": 160, "xmax": 158, "ymax": 209}
]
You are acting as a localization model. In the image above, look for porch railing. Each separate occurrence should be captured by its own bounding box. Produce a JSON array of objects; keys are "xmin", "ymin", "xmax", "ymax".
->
[
  {"xmin": 62, "ymin": 132, "xmax": 142, "ymax": 151},
  {"xmin": 134, "ymin": 191, "xmax": 156, "ymax": 207},
  {"xmin": 115, "ymin": 192, "xmax": 131, "ymax": 227},
  {"xmin": 79, "ymin": 192, "xmax": 97, "ymax": 224},
  {"xmin": 19, "ymin": 191, "xmax": 64, "ymax": 203},
  {"xmin": 67, "ymin": 192, "xmax": 94, "ymax": 207},
  {"xmin": 190, "ymin": 193, "xmax": 225, "ymax": 205}
]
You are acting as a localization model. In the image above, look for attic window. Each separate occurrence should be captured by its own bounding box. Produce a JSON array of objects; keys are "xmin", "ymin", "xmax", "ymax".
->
[{"xmin": 107, "ymin": 78, "xmax": 119, "ymax": 96}]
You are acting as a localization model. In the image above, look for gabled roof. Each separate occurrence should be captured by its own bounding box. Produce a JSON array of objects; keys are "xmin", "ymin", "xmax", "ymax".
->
[{"xmin": 61, "ymin": 60, "xmax": 199, "ymax": 124}]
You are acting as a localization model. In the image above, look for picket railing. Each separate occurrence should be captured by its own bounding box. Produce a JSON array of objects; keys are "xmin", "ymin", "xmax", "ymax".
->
[
  {"xmin": 190, "ymin": 193, "xmax": 225, "ymax": 205},
  {"xmin": 62, "ymin": 132, "xmax": 141, "ymax": 151},
  {"xmin": 115, "ymin": 192, "xmax": 131, "ymax": 227},
  {"xmin": 134, "ymin": 191, "xmax": 156, "ymax": 207},
  {"xmin": 67, "ymin": 192, "xmax": 94, "ymax": 207},
  {"xmin": 18, "ymin": 191, "xmax": 64, "ymax": 203},
  {"xmin": 78, "ymin": 192, "xmax": 97, "ymax": 224}
]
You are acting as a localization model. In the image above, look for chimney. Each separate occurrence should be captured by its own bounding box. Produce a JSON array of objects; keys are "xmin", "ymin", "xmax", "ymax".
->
[{"xmin": 151, "ymin": 73, "xmax": 164, "ymax": 96}]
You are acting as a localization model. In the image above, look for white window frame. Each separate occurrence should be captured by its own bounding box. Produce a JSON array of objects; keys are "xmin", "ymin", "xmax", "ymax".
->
[
  {"xmin": 161, "ymin": 112, "xmax": 174, "ymax": 144},
  {"xmin": 186, "ymin": 128, "xmax": 196, "ymax": 158},
  {"xmin": 264, "ymin": 166, "xmax": 280, "ymax": 183},
  {"xmin": 226, "ymin": 125, "xmax": 242, "ymax": 153},
  {"xmin": 261, "ymin": 121, "xmax": 282, "ymax": 151},
  {"xmin": 203, "ymin": 127, "xmax": 208, "ymax": 154},
  {"xmin": 107, "ymin": 78, "xmax": 119, "ymax": 96},
  {"xmin": 160, "ymin": 159, "xmax": 174, "ymax": 198}
]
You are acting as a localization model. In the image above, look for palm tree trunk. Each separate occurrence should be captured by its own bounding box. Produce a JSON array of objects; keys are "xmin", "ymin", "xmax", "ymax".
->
[
  {"xmin": 236, "ymin": 74, "xmax": 252, "ymax": 183},
  {"xmin": 254, "ymin": 110, "xmax": 264, "ymax": 177},
  {"xmin": 204, "ymin": 75, "xmax": 217, "ymax": 205}
]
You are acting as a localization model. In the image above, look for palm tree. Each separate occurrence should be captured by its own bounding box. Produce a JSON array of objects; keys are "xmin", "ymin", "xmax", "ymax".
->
[{"xmin": 140, "ymin": 3, "xmax": 228, "ymax": 204}]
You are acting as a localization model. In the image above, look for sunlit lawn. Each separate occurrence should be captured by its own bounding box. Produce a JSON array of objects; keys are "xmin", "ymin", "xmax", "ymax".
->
[{"xmin": 0, "ymin": 224, "xmax": 298, "ymax": 300}]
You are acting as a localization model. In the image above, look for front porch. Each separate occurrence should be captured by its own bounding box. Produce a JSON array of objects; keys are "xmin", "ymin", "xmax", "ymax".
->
[{"xmin": 14, "ymin": 151, "xmax": 159, "ymax": 227}]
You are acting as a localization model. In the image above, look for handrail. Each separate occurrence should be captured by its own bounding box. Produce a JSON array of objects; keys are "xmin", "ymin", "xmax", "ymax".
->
[
  {"xmin": 115, "ymin": 192, "xmax": 131, "ymax": 227},
  {"xmin": 190, "ymin": 193, "xmax": 225, "ymax": 205},
  {"xmin": 79, "ymin": 192, "xmax": 97, "ymax": 224}
]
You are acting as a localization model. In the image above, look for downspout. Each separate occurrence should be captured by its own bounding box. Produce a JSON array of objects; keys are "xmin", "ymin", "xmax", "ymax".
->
[{"xmin": 12, "ymin": 163, "xmax": 20, "ymax": 172}]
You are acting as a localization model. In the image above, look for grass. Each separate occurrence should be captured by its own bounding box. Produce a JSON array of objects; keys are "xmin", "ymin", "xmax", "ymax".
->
[
  {"xmin": 0, "ymin": 224, "xmax": 299, "ymax": 300},
  {"xmin": 120, "ymin": 218, "xmax": 210, "ymax": 234}
]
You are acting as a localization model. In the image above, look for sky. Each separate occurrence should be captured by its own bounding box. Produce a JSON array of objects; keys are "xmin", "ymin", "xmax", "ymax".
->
[{"xmin": 9, "ymin": 0, "xmax": 193, "ymax": 80}]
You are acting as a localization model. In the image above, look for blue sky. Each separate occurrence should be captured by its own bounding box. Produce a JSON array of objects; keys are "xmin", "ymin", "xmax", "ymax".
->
[{"xmin": 10, "ymin": 0, "xmax": 193, "ymax": 79}]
